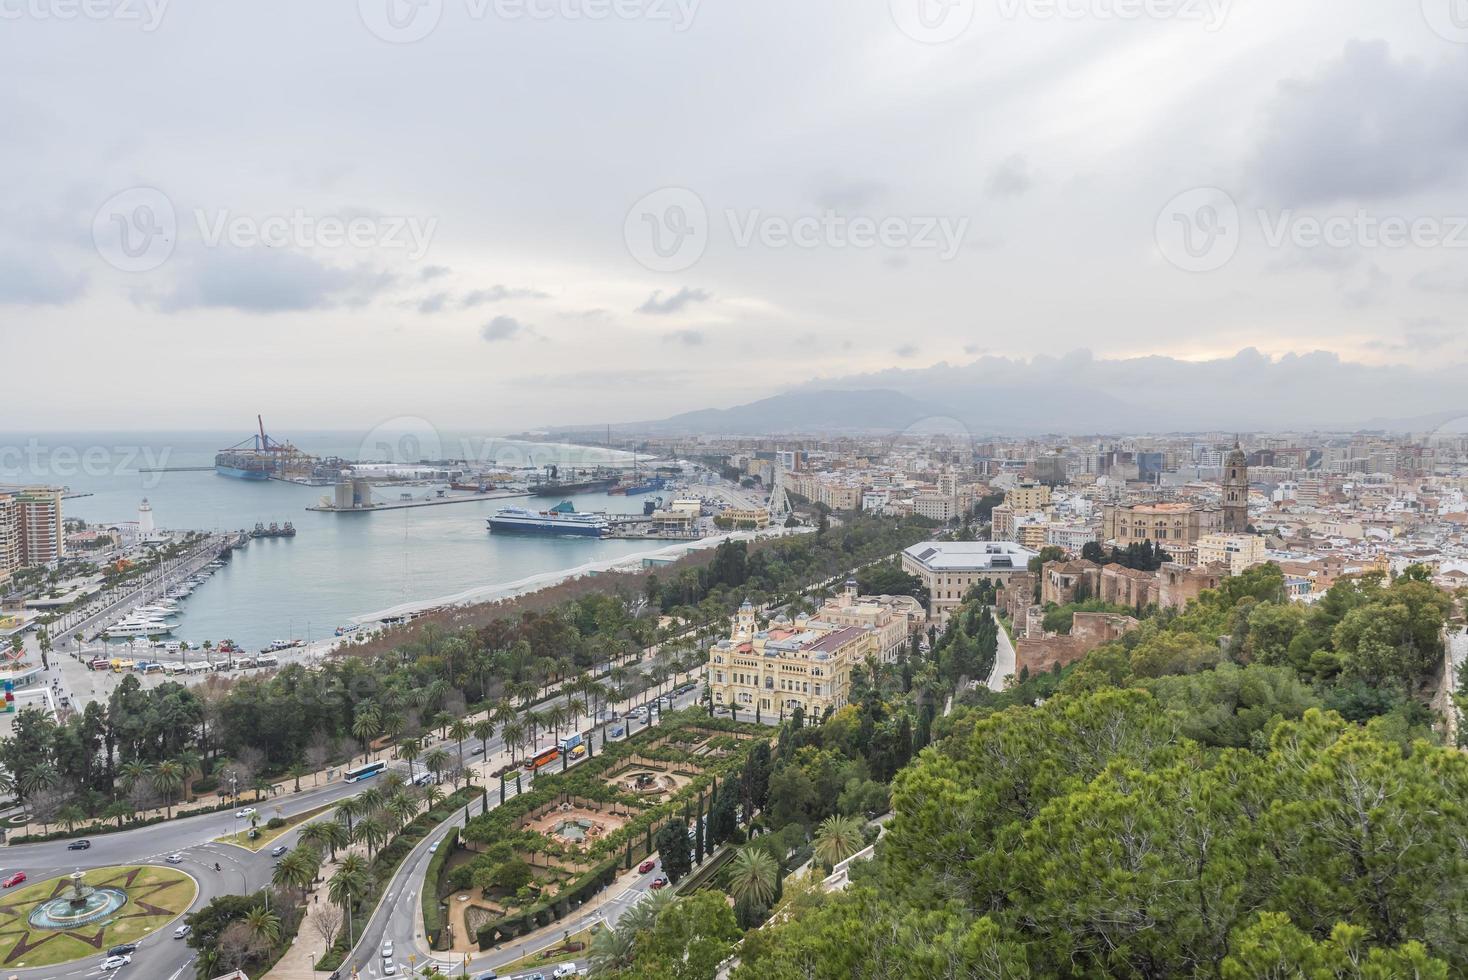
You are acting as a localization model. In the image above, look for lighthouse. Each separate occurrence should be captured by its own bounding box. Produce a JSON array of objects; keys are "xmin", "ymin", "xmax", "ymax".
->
[{"xmin": 138, "ymin": 498, "xmax": 156, "ymax": 539}]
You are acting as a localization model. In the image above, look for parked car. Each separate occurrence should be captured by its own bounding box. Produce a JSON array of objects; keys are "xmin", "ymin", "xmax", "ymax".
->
[
  {"xmin": 67, "ymin": 839, "xmax": 91, "ymax": 850},
  {"xmin": 174, "ymin": 923, "xmax": 192, "ymax": 939},
  {"xmin": 382, "ymin": 940, "xmax": 394, "ymax": 959},
  {"xmin": 270, "ymin": 845, "xmax": 289, "ymax": 857},
  {"xmin": 638, "ymin": 860, "xmax": 656, "ymax": 874},
  {"xmin": 102, "ymin": 954, "xmax": 131, "ymax": 969},
  {"xmin": 384, "ymin": 963, "xmax": 397, "ymax": 976},
  {"xmin": 3, "ymin": 872, "xmax": 26, "ymax": 887},
  {"xmin": 650, "ymin": 876, "xmax": 668, "ymax": 889}
]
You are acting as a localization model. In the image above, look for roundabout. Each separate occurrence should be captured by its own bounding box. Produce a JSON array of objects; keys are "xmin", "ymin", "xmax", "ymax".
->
[{"xmin": 0, "ymin": 865, "xmax": 197, "ymax": 968}]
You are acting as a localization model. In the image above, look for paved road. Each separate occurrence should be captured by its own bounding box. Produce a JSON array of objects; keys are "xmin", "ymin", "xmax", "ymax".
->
[{"xmin": 987, "ymin": 609, "xmax": 1015, "ymax": 691}]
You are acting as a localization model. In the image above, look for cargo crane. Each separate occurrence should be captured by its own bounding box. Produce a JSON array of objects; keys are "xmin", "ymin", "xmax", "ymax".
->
[{"xmin": 215, "ymin": 416, "xmax": 318, "ymax": 481}]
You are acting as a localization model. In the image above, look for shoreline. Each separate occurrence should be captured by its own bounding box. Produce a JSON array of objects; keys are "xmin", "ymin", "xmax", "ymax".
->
[{"xmin": 349, "ymin": 526, "xmax": 801, "ymax": 625}]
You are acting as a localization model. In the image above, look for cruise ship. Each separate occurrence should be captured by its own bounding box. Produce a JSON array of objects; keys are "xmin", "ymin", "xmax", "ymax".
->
[{"xmin": 487, "ymin": 501, "xmax": 608, "ymax": 538}]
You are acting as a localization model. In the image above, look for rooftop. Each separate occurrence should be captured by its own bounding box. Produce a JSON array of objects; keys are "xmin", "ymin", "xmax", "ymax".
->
[{"xmin": 902, "ymin": 540, "xmax": 1038, "ymax": 572}]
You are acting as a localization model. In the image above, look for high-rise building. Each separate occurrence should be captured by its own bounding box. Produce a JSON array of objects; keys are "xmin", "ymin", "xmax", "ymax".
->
[
  {"xmin": 0, "ymin": 494, "xmax": 20, "ymax": 590},
  {"xmin": 15, "ymin": 487, "xmax": 64, "ymax": 566}
]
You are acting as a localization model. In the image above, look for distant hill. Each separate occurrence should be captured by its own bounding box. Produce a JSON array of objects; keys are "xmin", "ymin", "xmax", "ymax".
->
[{"xmin": 552, "ymin": 389, "xmax": 948, "ymax": 437}]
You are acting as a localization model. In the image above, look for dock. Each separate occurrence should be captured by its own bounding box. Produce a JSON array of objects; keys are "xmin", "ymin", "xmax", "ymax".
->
[{"xmin": 306, "ymin": 490, "xmax": 531, "ymax": 513}]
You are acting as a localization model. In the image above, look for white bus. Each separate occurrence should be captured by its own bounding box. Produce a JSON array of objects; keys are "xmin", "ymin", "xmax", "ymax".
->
[{"xmin": 344, "ymin": 760, "xmax": 387, "ymax": 783}]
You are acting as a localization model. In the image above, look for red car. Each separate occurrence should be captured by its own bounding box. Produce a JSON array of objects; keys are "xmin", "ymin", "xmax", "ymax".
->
[
  {"xmin": 638, "ymin": 860, "xmax": 656, "ymax": 874},
  {"xmin": 650, "ymin": 876, "xmax": 668, "ymax": 890},
  {"xmin": 3, "ymin": 872, "xmax": 26, "ymax": 888}
]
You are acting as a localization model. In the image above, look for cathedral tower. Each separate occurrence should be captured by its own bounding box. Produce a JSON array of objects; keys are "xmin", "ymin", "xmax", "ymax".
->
[{"xmin": 1223, "ymin": 442, "xmax": 1249, "ymax": 533}]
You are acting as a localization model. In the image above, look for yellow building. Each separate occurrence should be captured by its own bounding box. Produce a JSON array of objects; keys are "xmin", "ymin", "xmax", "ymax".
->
[
  {"xmin": 719, "ymin": 508, "xmax": 771, "ymax": 529},
  {"xmin": 1196, "ymin": 534, "xmax": 1266, "ymax": 575},
  {"xmin": 707, "ymin": 601, "xmax": 876, "ymax": 718},
  {"xmin": 815, "ymin": 580, "xmax": 924, "ymax": 662},
  {"xmin": 1006, "ymin": 483, "xmax": 1052, "ymax": 514}
]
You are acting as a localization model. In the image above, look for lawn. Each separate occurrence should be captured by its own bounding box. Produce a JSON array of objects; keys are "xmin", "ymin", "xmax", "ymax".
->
[
  {"xmin": 494, "ymin": 922, "xmax": 600, "ymax": 973},
  {"xmin": 213, "ymin": 804, "xmax": 333, "ymax": 852},
  {"xmin": 0, "ymin": 865, "xmax": 197, "ymax": 968}
]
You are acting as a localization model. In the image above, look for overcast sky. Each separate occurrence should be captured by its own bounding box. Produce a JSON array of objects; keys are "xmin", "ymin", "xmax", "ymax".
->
[{"xmin": 4, "ymin": 0, "xmax": 1468, "ymax": 432}]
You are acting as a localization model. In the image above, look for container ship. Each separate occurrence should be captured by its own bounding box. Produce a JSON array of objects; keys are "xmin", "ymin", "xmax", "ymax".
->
[
  {"xmin": 487, "ymin": 501, "xmax": 608, "ymax": 538},
  {"xmin": 611, "ymin": 475, "xmax": 666, "ymax": 496},
  {"xmin": 216, "ymin": 416, "xmax": 318, "ymax": 481}
]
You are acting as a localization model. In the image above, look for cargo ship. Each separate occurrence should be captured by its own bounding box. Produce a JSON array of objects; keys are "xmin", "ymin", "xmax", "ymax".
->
[
  {"xmin": 487, "ymin": 501, "xmax": 608, "ymax": 538},
  {"xmin": 216, "ymin": 416, "xmax": 317, "ymax": 481},
  {"xmin": 613, "ymin": 476, "xmax": 666, "ymax": 496}
]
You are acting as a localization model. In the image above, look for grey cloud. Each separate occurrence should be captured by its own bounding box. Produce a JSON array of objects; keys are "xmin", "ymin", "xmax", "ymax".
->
[
  {"xmin": 480, "ymin": 316, "xmax": 534, "ymax": 342},
  {"xmin": 1251, "ymin": 41, "xmax": 1468, "ymax": 206},
  {"xmin": 462, "ymin": 285, "xmax": 551, "ymax": 308},
  {"xmin": 0, "ymin": 247, "xmax": 87, "ymax": 306},
  {"xmin": 420, "ymin": 265, "xmax": 451, "ymax": 281},
  {"xmin": 986, "ymin": 155, "xmax": 1033, "ymax": 199},
  {"xmin": 666, "ymin": 329, "xmax": 705, "ymax": 346},
  {"xmin": 417, "ymin": 292, "xmax": 450, "ymax": 314},
  {"xmin": 894, "ymin": 344, "xmax": 919, "ymax": 358},
  {"xmin": 1411, "ymin": 267, "xmax": 1468, "ymax": 295},
  {"xmin": 637, "ymin": 287, "xmax": 711, "ymax": 315},
  {"xmin": 151, "ymin": 248, "xmax": 396, "ymax": 314},
  {"xmin": 811, "ymin": 177, "xmax": 887, "ymax": 211}
]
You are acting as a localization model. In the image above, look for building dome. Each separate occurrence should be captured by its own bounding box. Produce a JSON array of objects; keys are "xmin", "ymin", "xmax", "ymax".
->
[{"xmin": 1226, "ymin": 443, "xmax": 1247, "ymax": 466}]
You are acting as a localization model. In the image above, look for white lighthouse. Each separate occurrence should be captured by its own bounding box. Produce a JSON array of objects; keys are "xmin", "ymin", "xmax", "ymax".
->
[{"xmin": 138, "ymin": 498, "xmax": 156, "ymax": 539}]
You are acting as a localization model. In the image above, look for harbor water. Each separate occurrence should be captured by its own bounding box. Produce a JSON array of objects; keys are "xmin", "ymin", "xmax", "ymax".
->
[{"xmin": 1, "ymin": 431, "xmax": 669, "ymax": 650}]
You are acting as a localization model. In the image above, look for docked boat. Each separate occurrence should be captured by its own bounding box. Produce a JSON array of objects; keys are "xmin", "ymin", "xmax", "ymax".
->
[
  {"xmin": 106, "ymin": 619, "xmax": 175, "ymax": 638},
  {"xmin": 487, "ymin": 500, "xmax": 608, "ymax": 538}
]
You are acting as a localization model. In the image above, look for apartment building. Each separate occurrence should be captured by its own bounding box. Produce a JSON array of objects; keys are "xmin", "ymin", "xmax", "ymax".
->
[
  {"xmin": 0, "ymin": 487, "xmax": 64, "ymax": 589},
  {"xmin": 1196, "ymin": 534, "xmax": 1267, "ymax": 575}
]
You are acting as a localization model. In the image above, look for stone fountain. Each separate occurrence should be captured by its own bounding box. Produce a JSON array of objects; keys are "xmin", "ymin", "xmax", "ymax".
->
[{"xmin": 26, "ymin": 873, "xmax": 128, "ymax": 930}]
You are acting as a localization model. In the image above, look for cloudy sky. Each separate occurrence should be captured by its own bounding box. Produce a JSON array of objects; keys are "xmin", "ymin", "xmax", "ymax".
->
[{"xmin": 4, "ymin": 0, "xmax": 1468, "ymax": 432}]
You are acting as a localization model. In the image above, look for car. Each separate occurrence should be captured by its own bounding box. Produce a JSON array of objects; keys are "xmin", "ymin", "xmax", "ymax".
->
[
  {"xmin": 429, "ymin": 841, "xmax": 440, "ymax": 853},
  {"xmin": 102, "ymin": 953, "xmax": 132, "ymax": 969},
  {"xmin": 553, "ymin": 966, "xmax": 579, "ymax": 978},
  {"xmin": 235, "ymin": 807, "xmax": 256, "ymax": 818},
  {"xmin": 174, "ymin": 923, "xmax": 191, "ymax": 939},
  {"xmin": 2, "ymin": 872, "xmax": 25, "ymax": 888},
  {"xmin": 471, "ymin": 745, "xmax": 485, "ymax": 755},
  {"xmin": 381, "ymin": 940, "xmax": 394, "ymax": 958},
  {"xmin": 638, "ymin": 860, "xmax": 656, "ymax": 874},
  {"xmin": 384, "ymin": 963, "xmax": 397, "ymax": 976},
  {"xmin": 611, "ymin": 726, "xmax": 625, "ymax": 738},
  {"xmin": 270, "ymin": 845, "xmax": 289, "ymax": 857},
  {"xmin": 67, "ymin": 839, "xmax": 92, "ymax": 850},
  {"xmin": 107, "ymin": 943, "xmax": 138, "ymax": 957},
  {"xmin": 650, "ymin": 876, "xmax": 668, "ymax": 889},
  {"xmin": 166, "ymin": 853, "xmax": 183, "ymax": 864},
  {"xmin": 476, "ymin": 973, "xmax": 500, "ymax": 980}
]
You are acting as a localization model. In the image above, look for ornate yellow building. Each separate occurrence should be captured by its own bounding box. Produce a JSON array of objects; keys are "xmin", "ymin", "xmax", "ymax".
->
[{"xmin": 707, "ymin": 600, "xmax": 877, "ymax": 718}]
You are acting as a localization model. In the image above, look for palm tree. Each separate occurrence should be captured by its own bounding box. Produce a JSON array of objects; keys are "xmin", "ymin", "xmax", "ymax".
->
[
  {"xmin": 387, "ymin": 792, "xmax": 417, "ymax": 831},
  {"xmin": 335, "ymin": 796, "xmax": 365, "ymax": 836},
  {"xmin": 351, "ymin": 704, "xmax": 381, "ymax": 762},
  {"xmin": 353, "ymin": 815, "xmax": 388, "ymax": 858},
  {"xmin": 298, "ymin": 820, "xmax": 333, "ymax": 858},
  {"xmin": 587, "ymin": 920, "xmax": 638, "ymax": 975},
  {"xmin": 423, "ymin": 747, "xmax": 451, "ymax": 785},
  {"xmin": 57, "ymin": 804, "xmax": 86, "ymax": 833},
  {"xmin": 424, "ymin": 785, "xmax": 444, "ymax": 811},
  {"xmin": 448, "ymin": 721, "xmax": 469, "ymax": 768},
  {"xmin": 243, "ymin": 906, "xmax": 282, "ymax": 946},
  {"xmin": 150, "ymin": 759, "xmax": 184, "ymax": 818},
  {"xmin": 501, "ymin": 720, "xmax": 525, "ymax": 763},
  {"xmin": 273, "ymin": 849, "xmax": 317, "ymax": 892},
  {"xmin": 812, "ymin": 814, "xmax": 865, "ymax": 869},
  {"xmin": 102, "ymin": 799, "xmax": 133, "ymax": 829},
  {"xmin": 399, "ymin": 738, "xmax": 421, "ymax": 779},
  {"xmin": 19, "ymin": 762, "xmax": 59, "ymax": 801},
  {"xmin": 288, "ymin": 762, "xmax": 306, "ymax": 794},
  {"xmin": 472, "ymin": 719, "xmax": 494, "ymax": 758},
  {"xmin": 328, "ymin": 854, "xmax": 370, "ymax": 945},
  {"xmin": 727, "ymin": 846, "xmax": 779, "ymax": 910},
  {"xmin": 116, "ymin": 759, "xmax": 151, "ymax": 796}
]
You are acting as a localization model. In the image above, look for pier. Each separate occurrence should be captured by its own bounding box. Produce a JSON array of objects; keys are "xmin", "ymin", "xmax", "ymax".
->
[{"xmin": 306, "ymin": 489, "xmax": 531, "ymax": 513}]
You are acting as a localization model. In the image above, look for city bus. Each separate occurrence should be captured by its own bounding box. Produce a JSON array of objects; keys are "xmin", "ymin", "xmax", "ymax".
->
[
  {"xmin": 525, "ymin": 746, "xmax": 560, "ymax": 771},
  {"xmin": 344, "ymin": 760, "xmax": 386, "ymax": 783}
]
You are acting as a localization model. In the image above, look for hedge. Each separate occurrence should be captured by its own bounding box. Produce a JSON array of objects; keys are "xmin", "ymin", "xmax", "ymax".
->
[{"xmin": 422, "ymin": 825, "xmax": 460, "ymax": 949}]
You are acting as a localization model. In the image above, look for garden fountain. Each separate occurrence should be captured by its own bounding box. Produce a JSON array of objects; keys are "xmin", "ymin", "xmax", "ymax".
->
[{"xmin": 26, "ymin": 873, "xmax": 128, "ymax": 930}]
